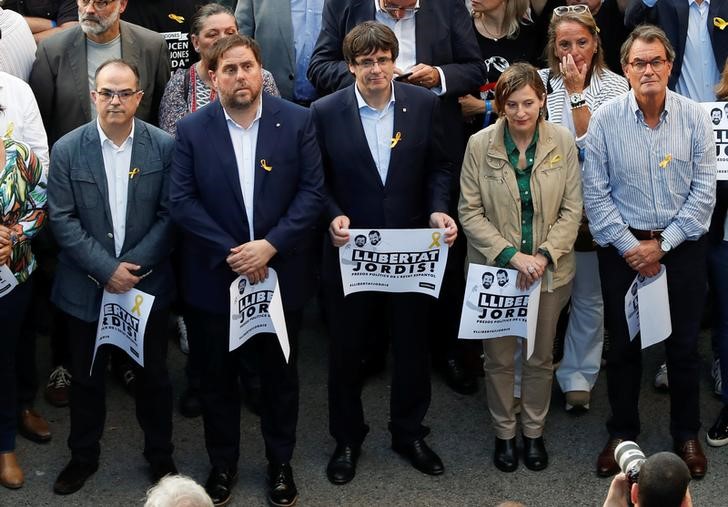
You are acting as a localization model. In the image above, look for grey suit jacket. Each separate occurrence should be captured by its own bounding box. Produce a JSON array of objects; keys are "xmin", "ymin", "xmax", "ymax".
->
[
  {"xmin": 48, "ymin": 118, "xmax": 176, "ymax": 322},
  {"xmin": 30, "ymin": 21, "xmax": 170, "ymax": 146},
  {"xmin": 236, "ymin": 0, "xmax": 296, "ymax": 100}
]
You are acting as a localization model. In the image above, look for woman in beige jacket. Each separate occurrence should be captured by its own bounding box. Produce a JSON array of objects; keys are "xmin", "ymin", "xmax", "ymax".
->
[{"xmin": 458, "ymin": 63, "xmax": 581, "ymax": 473}]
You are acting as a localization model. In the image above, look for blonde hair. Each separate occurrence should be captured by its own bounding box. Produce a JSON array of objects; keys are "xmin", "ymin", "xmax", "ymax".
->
[
  {"xmin": 545, "ymin": 10, "xmax": 605, "ymax": 78},
  {"xmin": 473, "ymin": 0, "xmax": 530, "ymax": 39}
]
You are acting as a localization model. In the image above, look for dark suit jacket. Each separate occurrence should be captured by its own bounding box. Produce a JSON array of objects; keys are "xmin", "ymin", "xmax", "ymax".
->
[
  {"xmin": 307, "ymin": 0, "xmax": 485, "ymax": 172},
  {"xmin": 29, "ymin": 21, "xmax": 170, "ymax": 146},
  {"xmin": 47, "ymin": 119, "xmax": 176, "ymax": 322},
  {"xmin": 169, "ymin": 95, "xmax": 325, "ymax": 314},
  {"xmin": 626, "ymin": 0, "xmax": 728, "ymax": 90},
  {"xmin": 311, "ymin": 81, "xmax": 451, "ymax": 285}
]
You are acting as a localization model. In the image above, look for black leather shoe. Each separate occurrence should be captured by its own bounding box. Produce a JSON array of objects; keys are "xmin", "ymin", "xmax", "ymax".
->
[
  {"xmin": 493, "ymin": 437, "xmax": 518, "ymax": 472},
  {"xmin": 326, "ymin": 444, "xmax": 360, "ymax": 485},
  {"xmin": 53, "ymin": 459, "xmax": 98, "ymax": 495},
  {"xmin": 149, "ymin": 456, "xmax": 178, "ymax": 483},
  {"xmin": 523, "ymin": 435, "xmax": 548, "ymax": 471},
  {"xmin": 205, "ymin": 467, "xmax": 237, "ymax": 506},
  {"xmin": 179, "ymin": 387, "xmax": 202, "ymax": 418},
  {"xmin": 442, "ymin": 358, "xmax": 477, "ymax": 395},
  {"xmin": 392, "ymin": 439, "xmax": 444, "ymax": 475},
  {"xmin": 267, "ymin": 462, "xmax": 298, "ymax": 507}
]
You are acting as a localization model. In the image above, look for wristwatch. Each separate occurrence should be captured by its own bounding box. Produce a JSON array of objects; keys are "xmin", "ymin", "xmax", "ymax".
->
[
  {"xmin": 569, "ymin": 92, "xmax": 586, "ymax": 109},
  {"xmin": 658, "ymin": 236, "xmax": 672, "ymax": 253}
]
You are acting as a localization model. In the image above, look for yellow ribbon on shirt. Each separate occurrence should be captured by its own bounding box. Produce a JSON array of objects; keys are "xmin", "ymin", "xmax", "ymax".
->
[{"xmin": 659, "ymin": 154, "xmax": 672, "ymax": 169}]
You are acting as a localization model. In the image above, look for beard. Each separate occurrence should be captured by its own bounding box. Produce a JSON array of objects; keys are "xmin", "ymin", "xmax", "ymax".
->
[{"xmin": 79, "ymin": 4, "xmax": 120, "ymax": 37}]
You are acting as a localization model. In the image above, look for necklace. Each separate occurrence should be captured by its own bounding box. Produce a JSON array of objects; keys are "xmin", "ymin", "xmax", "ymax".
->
[{"xmin": 477, "ymin": 15, "xmax": 504, "ymax": 41}]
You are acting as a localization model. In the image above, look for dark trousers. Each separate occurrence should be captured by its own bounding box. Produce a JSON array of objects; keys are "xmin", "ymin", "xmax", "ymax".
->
[
  {"xmin": 16, "ymin": 287, "xmax": 38, "ymax": 410},
  {"xmin": 0, "ymin": 278, "xmax": 32, "ymax": 452},
  {"xmin": 186, "ymin": 307, "xmax": 301, "ymax": 468},
  {"xmin": 708, "ymin": 241, "xmax": 728, "ymax": 404},
  {"xmin": 326, "ymin": 290, "xmax": 432, "ymax": 446},
  {"xmin": 598, "ymin": 237, "xmax": 706, "ymax": 441},
  {"xmin": 65, "ymin": 308, "xmax": 173, "ymax": 465}
]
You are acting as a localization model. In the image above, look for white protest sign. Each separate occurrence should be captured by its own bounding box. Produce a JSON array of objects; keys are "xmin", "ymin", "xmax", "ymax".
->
[
  {"xmin": 624, "ymin": 265, "xmax": 672, "ymax": 349},
  {"xmin": 0, "ymin": 264, "xmax": 18, "ymax": 298},
  {"xmin": 700, "ymin": 102, "xmax": 728, "ymax": 180},
  {"xmin": 229, "ymin": 268, "xmax": 290, "ymax": 362},
  {"xmin": 92, "ymin": 288, "xmax": 155, "ymax": 373},
  {"xmin": 457, "ymin": 264, "xmax": 542, "ymax": 359},
  {"xmin": 338, "ymin": 228, "xmax": 449, "ymax": 297}
]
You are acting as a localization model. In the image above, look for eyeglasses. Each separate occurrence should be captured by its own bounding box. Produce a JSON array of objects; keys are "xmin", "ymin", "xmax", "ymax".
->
[
  {"xmin": 78, "ymin": 0, "xmax": 116, "ymax": 9},
  {"xmin": 381, "ymin": 0, "xmax": 419, "ymax": 20},
  {"xmin": 94, "ymin": 89, "xmax": 142, "ymax": 102},
  {"xmin": 628, "ymin": 58, "xmax": 668, "ymax": 73},
  {"xmin": 553, "ymin": 4, "xmax": 590, "ymax": 16},
  {"xmin": 355, "ymin": 57, "xmax": 394, "ymax": 69}
]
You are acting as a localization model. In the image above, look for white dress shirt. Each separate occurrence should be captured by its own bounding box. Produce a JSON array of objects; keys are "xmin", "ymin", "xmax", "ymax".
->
[
  {"xmin": 224, "ymin": 98, "xmax": 263, "ymax": 241},
  {"xmin": 0, "ymin": 8, "xmax": 36, "ymax": 82},
  {"xmin": 0, "ymin": 71, "xmax": 49, "ymax": 171},
  {"xmin": 98, "ymin": 120, "xmax": 134, "ymax": 257}
]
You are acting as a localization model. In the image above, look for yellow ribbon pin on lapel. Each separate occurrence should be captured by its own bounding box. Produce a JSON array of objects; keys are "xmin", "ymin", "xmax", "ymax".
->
[
  {"xmin": 390, "ymin": 132, "xmax": 402, "ymax": 148},
  {"xmin": 168, "ymin": 13, "xmax": 185, "ymax": 24},
  {"xmin": 549, "ymin": 154, "xmax": 561, "ymax": 168},
  {"xmin": 659, "ymin": 154, "xmax": 672, "ymax": 169},
  {"xmin": 131, "ymin": 295, "xmax": 144, "ymax": 316},
  {"xmin": 128, "ymin": 167, "xmax": 140, "ymax": 179},
  {"xmin": 714, "ymin": 17, "xmax": 728, "ymax": 30},
  {"xmin": 260, "ymin": 159, "xmax": 272, "ymax": 172},
  {"xmin": 4, "ymin": 121, "xmax": 14, "ymax": 139}
]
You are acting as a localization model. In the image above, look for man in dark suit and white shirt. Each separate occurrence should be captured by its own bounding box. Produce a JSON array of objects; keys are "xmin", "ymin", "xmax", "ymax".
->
[
  {"xmin": 47, "ymin": 58, "xmax": 177, "ymax": 495},
  {"xmin": 311, "ymin": 21, "xmax": 456, "ymax": 485},
  {"xmin": 169, "ymin": 34, "xmax": 324, "ymax": 507}
]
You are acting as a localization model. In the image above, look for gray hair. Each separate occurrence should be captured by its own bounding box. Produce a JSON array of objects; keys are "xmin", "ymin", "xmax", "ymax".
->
[
  {"xmin": 144, "ymin": 475, "xmax": 213, "ymax": 507},
  {"xmin": 620, "ymin": 24, "xmax": 676, "ymax": 67}
]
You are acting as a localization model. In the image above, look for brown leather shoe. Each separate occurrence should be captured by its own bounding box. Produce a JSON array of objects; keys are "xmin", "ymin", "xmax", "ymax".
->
[
  {"xmin": 596, "ymin": 437, "xmax": 624, "ymax": 477},
  {"xmin": 674, "ymin": 439, "xmax": 707, "ymax": 479},
  {"xmin": 0, "ymin": 452, "xmax": 24, "ymax": 489},
  {"xmin": 45, "ymin": 366, "xmax": 71, "ymax": 407},
  {"xmin": 18, "ymin": 408, "xmax": 52, "ymax": 443}
]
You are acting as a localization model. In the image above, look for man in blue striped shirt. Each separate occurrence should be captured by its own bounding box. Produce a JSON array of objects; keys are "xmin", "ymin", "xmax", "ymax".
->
[{"xmin": 583, "ymin": 25, "xmax": 716, "ymax": 480}]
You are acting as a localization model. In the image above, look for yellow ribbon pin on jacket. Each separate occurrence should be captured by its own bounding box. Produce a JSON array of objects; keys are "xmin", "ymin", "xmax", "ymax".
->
[
  {"xmin": 549, "ymin": 154, "xmax": 561, "ymax": 167},
  {"xmin": 260, "ymin": 159, "xmax": 272, "ymax": 172},
  {"xmin": 390, "ymin": 132, "xmax": 402, "ymax": 148},
  {"xmin": 168, "ymin": 13, "xmax": 185, "ymax": 24},
  {"xmin": 659, "ymin": 154, "xmax": 672, "ymax": 169},
  {"xmin": 714, "ymin": 17, "xmax": 728, "ymax": 30},
  {"xmin": 128, "ymin": 167, "xmax": 140, "ymax": 179}
]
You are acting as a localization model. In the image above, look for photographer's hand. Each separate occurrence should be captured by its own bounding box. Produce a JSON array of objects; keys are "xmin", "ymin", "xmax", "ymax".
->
[{"xmin": 602, "ymin": 473, "xmax": 630, "ymax": 507}]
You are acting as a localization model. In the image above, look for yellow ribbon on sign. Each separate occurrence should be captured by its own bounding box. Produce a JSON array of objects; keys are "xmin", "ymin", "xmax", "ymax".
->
[
  {"xmin": 168, "ymin": 13, "xmax": 185, "ymax": 24},
  {"xmin": 260, "ymin": 159, "xmax": 273, "ymax": 172},
  {"xmin": 714, "ymin": 17, "xmax": 728, "ymax": 30},
  {"xmin": 131, "ymin": 295, "xmax": 143, "ymax": 316},
  {"xmin": 429, "ymin": 231, "xmax": 441, "ymax": 248},
  {"xmin": 129, "ymin": 167, "xmax": 140, "ymax": 179},
  {"xmin": 659, "ymin": 153, "xmax": 672, "ymax": 169},
  {"xmin": 390, "ymin": 132, "xmax": 402, "ymax": 148}
]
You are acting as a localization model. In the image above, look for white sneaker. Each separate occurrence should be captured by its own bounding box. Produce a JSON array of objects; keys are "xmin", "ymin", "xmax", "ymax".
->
[
  {"xmin": 654, "ymin": 362, "xmax": 669, "ymax": 390},
  {"xmin": 711, "ymin": 358, "xmax": 722, "ymax": 397},
  {"xmin": 177, "ymin": 315, "xmax": 189, "ymax": 354}
]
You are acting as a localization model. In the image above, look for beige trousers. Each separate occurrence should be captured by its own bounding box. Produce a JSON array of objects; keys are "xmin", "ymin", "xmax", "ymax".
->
[{"xmin": 483, "ymin": 282, "xmax": 572, "ymax": 439}]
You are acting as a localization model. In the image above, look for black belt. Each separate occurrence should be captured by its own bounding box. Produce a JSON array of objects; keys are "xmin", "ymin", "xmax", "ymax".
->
[{"xmin": 629, "ymin": 227, "xmax": 664, "ymax": 240}]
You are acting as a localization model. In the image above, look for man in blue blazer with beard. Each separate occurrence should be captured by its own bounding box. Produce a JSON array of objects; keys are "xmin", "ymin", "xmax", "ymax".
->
[
  {"xmin": 311, "ymin": 21, "xmax": 456, "ymax": 486},
  {"xmin": 168, "ymin": 34, "xmax": 324, "ymax": 507}
]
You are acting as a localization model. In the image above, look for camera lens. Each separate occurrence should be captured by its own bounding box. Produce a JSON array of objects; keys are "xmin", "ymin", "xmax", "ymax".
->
[{"xmin": 615, "ymin": 441, "xmax": 646, "ymax": 483}]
